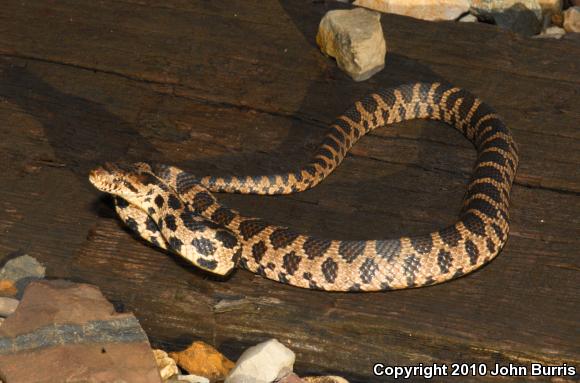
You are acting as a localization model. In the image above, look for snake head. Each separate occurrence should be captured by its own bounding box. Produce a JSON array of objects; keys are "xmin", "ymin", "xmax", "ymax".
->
[{"xmin": 89, "ymin": 162, "xmax": 165, "ymax": 204}]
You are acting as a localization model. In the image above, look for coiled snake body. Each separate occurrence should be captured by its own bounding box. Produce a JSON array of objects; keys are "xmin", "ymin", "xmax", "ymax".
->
[{"xmin": 89, "ymin": 82, "xmax": 518, "ymax": 292}]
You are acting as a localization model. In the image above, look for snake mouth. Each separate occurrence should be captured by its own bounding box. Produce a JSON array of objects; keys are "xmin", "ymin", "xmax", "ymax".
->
[{"xmin": 88, "ymin": 162, "xmax": 134, "ymax": 194}]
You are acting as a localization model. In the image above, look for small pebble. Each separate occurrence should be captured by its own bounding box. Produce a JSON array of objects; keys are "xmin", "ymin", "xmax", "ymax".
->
[
  {"xmin": 278, "ymin": 372, "xmax": 306, "ymax": 383},
  {"xmin": 225, "ymin": 339, "xmax": 295, "ymax": 383},
  {"xmin": 303, "ymin": 377, "xmax": 350, "ymax": 383},
  {"xmin": 458, "ymin": 13, "xmax": 478, "ymax": 22},
  {"xmin": 167, "ymin": 375, "xmax": 210, "ymax": 383},
  {"xmin": 563, "ymin": 6, "xmax": 580, "ymax": 32},
  {"xmin": 0, "ymin": 297, "xmax": 19, "ymax": 317},
  {"xmin": 0, "ymin": 254, "xmax": 45, "ymax": 298},
  {"xmin": 533, "ymin": 25, "xmax": 566, "ymax": 38},
  {"xmin": 153, "ymin": 349, "xmax": 179, "ymax": 380}
]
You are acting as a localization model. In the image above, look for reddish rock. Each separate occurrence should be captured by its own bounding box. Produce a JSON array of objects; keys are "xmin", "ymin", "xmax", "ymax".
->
[{"xmin": 0, "ymin": 280, "xmax": 162, "ymax": 383}]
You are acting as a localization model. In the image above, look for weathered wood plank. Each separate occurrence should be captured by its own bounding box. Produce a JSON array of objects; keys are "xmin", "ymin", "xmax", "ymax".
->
[{"xmin": 0, "ymin": 1, "xmax": 578, "ymax": 382}]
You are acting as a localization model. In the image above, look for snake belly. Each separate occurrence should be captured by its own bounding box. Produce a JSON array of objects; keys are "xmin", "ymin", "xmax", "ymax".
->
[{"xmin": 109, "ymin": 82, "xmax": 519, "ymax": 292}]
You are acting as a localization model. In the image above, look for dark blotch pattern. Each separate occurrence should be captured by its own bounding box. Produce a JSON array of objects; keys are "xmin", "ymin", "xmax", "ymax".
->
[
  {"xmin": 410, "ymin": 235, "xmax": 433, "ymax": 254},
  {"xmin": 360, "ymin": 258, "xmax": 379, "ymax": 284},
  {"xmin": 464, "ymin": 239, "xmax": 479, "ymax": 265},
  {"xmin": 145, "ymin": 216, "xmax": 158, "ymax": 233},
  {"xmin": 167, "ymin": 194, "xmax": 181, "ymax": 210},
  {"xmin": 192, "ymin": 192, "xmax": 214, "ymax": 213},
  {"xmin": 462, "ymin": 213, "xmax": 487, "ymax": 237},
  {"xmin": 338, "ymin": 241, "xmax": 365, "ymax": 263},
  {"xmin": 439, "ymin": 225, "xmax": 462, "ymax": 247},
  {"xmin": 403, "ymin": 255, "xmax": 421, "ymax": 286},
  {"xmin": 116, "ymin": 197, "xmax": 129, "ymax": 209},
  {"xmin": 211, "ymin": 207, "xmax": 235, "ymax": 226},
  {"xmin": 197, "ymin": 258, "xmax": 218, "ymax": 271},
  {"xmin": 215, "ymin": 230, "xmax": 238, "ymax": 249},
  {"xmin": 269, "ymin": 228, "xmax": 299, "ymax": 249},
  {"xmin": 164, "ymin": 215, "xmax": 178, "ymax": 232},
  {"xmin": 486, "ymin": 238, "xmax": 496, "ymax": 254},
  {"xmin": 125, "ymin": 217, "xmax": 138, "ymax": 232},
  {"xmin": 191, "ymin": 238, "xmax": 215, "ymax": 257},
  {"xmin": 180, "ymin": 211, "xmax": 206, "ymax": 232},
  {"xmin": 437, "ymin": 249, "xmax": 453, "ymax": 274},
  {"xmin": 252, "ymin": 241, "xmax": 267, "ymax": 263},
  {"xmin": 375, "ymin": 240, "xmax": 401, "ymax": 262},
  {"xmin": 466, "ymin": 198, "xmax": 498, "ymax": 219},
  {"xmin": 302, "ymin": 237, "xmax": 331, "ymax": 259},
  {"xmin": 321, "ymin": 258, "xmax": 338, "ymax": 283},
  {"xmin": 282, "ymin": 251, "xmax": 301, "ymax": 275},
  {"xmin": 154, "ymin": 195, "xmax": 164, "ymax": 208},
  {"xmin": 168, "ymin": 237, "xmax": 183, "ymax": 253},
  {"xmin": 239, "ymin": 219, "xmax": 268, "ymax": 240}
]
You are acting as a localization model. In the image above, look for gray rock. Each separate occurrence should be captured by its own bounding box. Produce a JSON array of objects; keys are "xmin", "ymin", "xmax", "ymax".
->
[
  {"xmin": 224, "ymin": 339, "xmax": 295, "ymax": 383},
  {"xmin": 470, "ymin": 0, "xmax": 543, "ymax": 20},
  {"xmin": 0, "ymin": 297, "xmax": 18, "ymax": 317},
  {"xmin": 492, "ymin": 3, "xmax": 543, "ymax": 35},
  {"xmin": 0, "ymin": 254, "xmax": 45, "ymax": 298},
  {"xmin": 354, "ymin": 0, "xmax": 470, "ymax": 21},
  {"xmin": 563, "ymin": 6, "xmax": 580, "ymax": 32},
  {"xmin": 316, "ymin": 8, "xmax": 386, "ymax": 81}
]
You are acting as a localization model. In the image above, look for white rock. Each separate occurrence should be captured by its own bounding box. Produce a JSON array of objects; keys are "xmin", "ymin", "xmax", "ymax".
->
[
  {"xmin": 533, "ymin": 25, "xmax": 566, "ymax": 38},
  {"xmin": 354, "ymin": 0, "xmax": 470, "ymax": 21},
  {"xmin": 459, "ymin": 13, "xmax": 478, "ymax": 22},
  {"xmin": 167, "ymin": 375, "xmax": 210, "ymax": 383},
  {"xmin": 563, "ymin": 6, "xmax": 580, "ymax": 32},
  {"xmin": 316, "ymin": 8, "xmax": 387, "ymax": 82},
  {"xmin": 0, "ymin": 297, "xmax": 19, "ymax": 317},
  {"xmin": 224, "ymin": 339, "xmax": 295, "ymax": 383}
]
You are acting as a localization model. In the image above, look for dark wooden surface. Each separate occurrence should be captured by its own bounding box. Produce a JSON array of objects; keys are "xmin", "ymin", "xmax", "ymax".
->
[{"xmin": 0, "ymin": 1, "xmax": 579, "ymax": 382}]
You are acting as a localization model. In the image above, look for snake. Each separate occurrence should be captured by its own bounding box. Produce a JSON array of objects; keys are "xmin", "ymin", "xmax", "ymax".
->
[{"xmin": 89, "ymin": 82, "xmax": 519, "ymax": 292}]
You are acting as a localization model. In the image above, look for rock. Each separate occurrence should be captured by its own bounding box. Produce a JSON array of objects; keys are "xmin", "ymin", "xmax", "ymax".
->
[
  {"xmin": 563, "ymin": 6, "xmax": 580, "ymax": 32},
  {"xmin": 0, "ymin": 297, "xmax": 19, "ymax": 317},
  {"xmin": 0, "ymin": 254, "xmax": 45, "ymax": 298},
  {"xmin": 492, "ymin": 3, "xmax": 543, "ymax": 35},
  {"xmin": 0, "ymin": 280, "xmax": 162, "ymax": 383},
  {"xmin": 167, "ymin": 375, "xmax": 210, "ymax": 383},
  {"xmin": 224, "ymin": 339, "xmax": 295, "ymax": 383},
  {"xmin": 303, "ymin": 377, "xmax": 350, "ymax": 383},
  {"xmin": 169, "ymin": 341, "xmax": 234, "ymax": 382},
  {"xmin": 154, "ymin": 349, "xmax": 180, "ymax": 381},
  {"xmin": 538, "ymin": 0, "xmax": 563, "ymax": 15},
  {"xmin": 278, "ymin": 372, "xmax": 306, "ymax": 383},
  {"xmin": 470, "ymin": 0, "xmax": 545, "ymax": 21},
  {"xmin": 459, "ymin": 13, "xmax": 479, "ymax": 21},
  {"xmin": 533, "ymin": 25, "xmax": 567, "ymax": 37},
  {"xmin": 316, "ymin": 8, "xmax": 386, "ymax": 81},
  {"xmin": 354, "ymin": 0, "xmax": 470, "ymax": 21}
]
